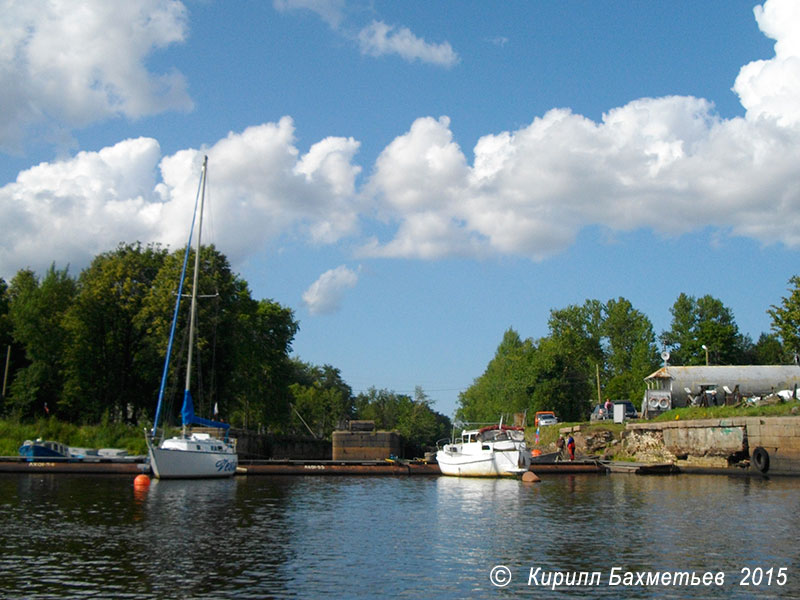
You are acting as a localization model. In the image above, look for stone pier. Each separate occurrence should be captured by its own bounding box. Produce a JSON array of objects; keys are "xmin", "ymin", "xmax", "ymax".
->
[{"xmin": 627, "ymin": 417, "xmax": 800, "ymax": 475}]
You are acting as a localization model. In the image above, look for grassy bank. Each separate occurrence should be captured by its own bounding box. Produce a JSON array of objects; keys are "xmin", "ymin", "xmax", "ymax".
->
[
  {"xmin": 652, "ymin": 400, "xmax": 800, "ymax": 422},
  {"xmin": 0, "ymin": 418, "xmax": 149, "ymax": 456}
]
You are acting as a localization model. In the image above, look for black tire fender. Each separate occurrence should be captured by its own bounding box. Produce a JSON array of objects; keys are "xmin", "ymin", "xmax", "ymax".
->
[{"xmin": 752, "ymin": 446, "xmax": 770, "ymax": 473}]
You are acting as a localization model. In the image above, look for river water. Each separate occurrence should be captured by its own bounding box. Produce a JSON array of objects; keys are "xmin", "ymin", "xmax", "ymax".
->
[{"xmin": 1, "ymin": 472, "xmax": 799, "ymax": 599}]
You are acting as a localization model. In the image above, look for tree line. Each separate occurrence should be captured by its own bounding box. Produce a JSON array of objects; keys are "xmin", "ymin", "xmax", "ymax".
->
[
  {"xmin": 0, "ymin": 243, "xmax": 451, "ymax": 452},
  {"xmin": 457, "ymin": 285, "xmax": 800, "ymax": 424}
]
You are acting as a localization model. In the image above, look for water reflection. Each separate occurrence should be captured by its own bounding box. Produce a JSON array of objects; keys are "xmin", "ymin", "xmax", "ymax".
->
[{"xmin": 1, "ymin": 473, "xmax": 799, "ymax": 598}]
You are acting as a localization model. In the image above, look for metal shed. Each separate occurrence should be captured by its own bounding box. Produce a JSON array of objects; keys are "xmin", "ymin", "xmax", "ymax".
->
[{"xmin": 642, "ymin": 365, "xmax": 800, "ymax": 417}]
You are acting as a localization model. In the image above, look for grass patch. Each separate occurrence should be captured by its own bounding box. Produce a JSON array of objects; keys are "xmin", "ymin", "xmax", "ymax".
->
[
  {"xmin": 651, "ymin": 400, "xmax": 800, "ymax": 422},
  {"xmin": 526, "ymin": 420, "xmax": 625, "ymax": 449},
  {"xmin": 0, "ymin": 418, "xmax": 150, "ymax": 456}
]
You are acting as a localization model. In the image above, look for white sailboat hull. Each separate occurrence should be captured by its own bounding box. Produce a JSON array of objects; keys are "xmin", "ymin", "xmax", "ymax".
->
[
  {"xmin": 146, "ymin": 434, "xmax": 237, "ymax": 479},
  {"xmin": 436, "ymin": 446, "xmax": 529, "ymax": 477}
]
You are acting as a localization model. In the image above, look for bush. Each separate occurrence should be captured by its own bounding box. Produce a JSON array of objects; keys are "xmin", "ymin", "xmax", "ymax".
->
[{"xmin": 0, "ymin": 418, "xmax": 148, "ymax": 456}]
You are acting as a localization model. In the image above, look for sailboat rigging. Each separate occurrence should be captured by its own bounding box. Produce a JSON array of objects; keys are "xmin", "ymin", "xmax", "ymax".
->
[{"xmin": 145, "ymin": 156, "xmax": 238, "ymax": 479}]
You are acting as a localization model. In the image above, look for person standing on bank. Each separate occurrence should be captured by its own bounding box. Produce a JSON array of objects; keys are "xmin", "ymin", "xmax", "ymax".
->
[
  {"xmin": 567, "ymin": 434, "xmax": 576, "ymax": 461},
  {"xmin": 556, "ymin": 435, "xmax": 565, "ymax": 461}
]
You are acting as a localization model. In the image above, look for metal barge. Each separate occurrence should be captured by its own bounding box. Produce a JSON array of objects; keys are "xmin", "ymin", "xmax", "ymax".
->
[
  {"xmin": 0, "ymin": 456, "xmax": 147, "ymax": 474},
  {"xmin": 238, "ymin": 459, "xmax": 441, "ymax": 476},
  {"xmin": 0, "ymin": 455, "xmax": 610, "ymax": 477}
]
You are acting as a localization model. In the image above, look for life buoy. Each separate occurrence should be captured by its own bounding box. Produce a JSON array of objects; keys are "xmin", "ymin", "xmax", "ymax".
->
[{"xmin": 752, "ymin": 447, "xmax": 770, "ymax": 473}]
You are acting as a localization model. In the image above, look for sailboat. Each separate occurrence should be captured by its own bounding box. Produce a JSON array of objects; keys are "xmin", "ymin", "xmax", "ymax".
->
[{"xmin": 145, "ymin": 156, "xmax": 238, "ymax": 479}]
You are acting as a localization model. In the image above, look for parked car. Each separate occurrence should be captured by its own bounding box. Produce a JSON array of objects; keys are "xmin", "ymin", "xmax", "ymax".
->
[
  {"xmin": 534, "ymin": 411, "xmax": 558, "ymax": 427},
  {"xmin": 537, "ymin": 414, "xmax": 559, "ymax": 426}
]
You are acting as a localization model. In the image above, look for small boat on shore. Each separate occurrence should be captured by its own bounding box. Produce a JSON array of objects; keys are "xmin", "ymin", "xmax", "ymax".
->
[
  {"xmin": 436, "ymin": 424, "xmax": 531, "ymax": 477},
  {"xmin": 18, "ymin": 439, "xmax": 143, "ymax": 463},
  {"xmin": 19, "ymin": 439, "xmax": 73, "ymax": 460}
]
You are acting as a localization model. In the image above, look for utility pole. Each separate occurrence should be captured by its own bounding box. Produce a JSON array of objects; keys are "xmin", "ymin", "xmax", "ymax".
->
[
  {"xmin": 596, "ymin": 363, "xmax": 602, "ymax": 405},
  {"xmin": 2, "ymin": 345, "xmax": 9, "ymax": 398}
]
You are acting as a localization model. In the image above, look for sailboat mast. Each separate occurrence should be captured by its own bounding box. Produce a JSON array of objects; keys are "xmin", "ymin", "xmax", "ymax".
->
[
  {"xmin": 150, "ymin": 155, "xmax": 206, "ymax": 440},
  {"xmin": 184, "ymin": 156, "xmax": 207, "ymax": 406}
]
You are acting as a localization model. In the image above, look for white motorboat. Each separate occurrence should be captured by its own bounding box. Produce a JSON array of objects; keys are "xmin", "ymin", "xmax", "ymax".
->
[
  {"xmin": 145, "ymin": 156, "xmax": 238, "ymax": 479},
  {"xmin": 436, "ymin": 424, "xmax": 531, "ymax": 477}
]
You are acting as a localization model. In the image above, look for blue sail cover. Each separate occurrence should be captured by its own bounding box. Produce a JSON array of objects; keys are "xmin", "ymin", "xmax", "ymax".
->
[{"xmin": 181, "ymin": 390, "xmax": 230, "ymax": 430}]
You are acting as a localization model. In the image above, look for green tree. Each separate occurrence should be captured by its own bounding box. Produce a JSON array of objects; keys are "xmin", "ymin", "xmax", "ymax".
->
[
  {"xmin": 528, "ymin": 335, "xmax": 593, "ymax": 422},
  {"xmin": 230, "ymin": 296, "xmax": 298, "ymax": 431},
  {"xmin": 662, "ymin": 293, "xmax": 747, "ymax": 365},
  {"xmin": 288, "ymin": 361, "xmax": 353, "ymax": 438},
  {"xmin": 751, "ymin": 332, "xmax": 785, "ymax": 364},
  {"xmin": 544, "ymin": 302, "xmax": 602, "ymax": 417},
  {"xmin": 601, "ymin": 297, "xmax": 659, "ymax": 404},
  {"xmin": 354, "ymin": 386, "xmax": 450, "ymax": 455},
  {"xmin": 138, "ymin": 245, "xmax": 235, "ymax": 427},
  {"xmin": 456, "ymin": 328, "xmax": 536, "ymax": 422},
  {"xmin": 0, "ymin": 278, "xmax": 10, "ymax": 347},
  {"xmin": 61, "ymin": 243, "xmax": 168, "ymax": 423},
  {"xmin": 7, "ymin": 266, "xmax": 76, "ymax": 418},
  {"xmin": 396, "ymin": 387, "xmax": 450, "ymax": 451},
  {"xmin": 0, "ymin": 278, "xmax": 16, "ymax": 414},
  {"xmin": 769, "ymin": 275, "xmax": 800, "ymax": 358}
]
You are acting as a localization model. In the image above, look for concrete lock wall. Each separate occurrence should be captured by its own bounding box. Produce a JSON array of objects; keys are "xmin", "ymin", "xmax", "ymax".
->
[
  {"xmin": 332, "ymin": 431, "xmax": 403, "ymax": 461},
  {"xmin": 628, "ymin": 417, "xmax": 800, "ymax": 474},
  {"xmin": 662, "ymin": 425, "xmax": 746, "ymax": 457},
  {"xmin": 232, "ymin": 429, "xmax": 331, "ymax": 460}
]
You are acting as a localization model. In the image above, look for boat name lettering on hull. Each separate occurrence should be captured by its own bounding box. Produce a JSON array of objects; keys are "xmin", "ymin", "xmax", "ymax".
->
[{"xmin": 215, "ymin": 458, "xmax": 237, "ymax": 472}]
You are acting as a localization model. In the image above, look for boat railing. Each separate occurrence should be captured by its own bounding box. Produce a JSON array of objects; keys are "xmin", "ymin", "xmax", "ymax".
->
[
  {"xmin": 436, "ymin": 437, "xmax": 457, "ymax": 451},
  {"xmin": 191, "ymin": 426, "xmax": 237, "ymax": 446}
]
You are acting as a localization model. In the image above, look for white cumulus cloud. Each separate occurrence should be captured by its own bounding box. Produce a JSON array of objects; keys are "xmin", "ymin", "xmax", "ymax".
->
[
  {"xmin": 0, "ymin": 0, "xmax": 192, "ymax": 152},
  {"xmin": 274, "ymin": 1, "xmax": 458, "ymax": 67},
  {"xmin": 302, "ymin": 265, "xmax": 360, "ymax": 315},
  {"xmin": 734, "ymin": 0, "xmax": 800, "ymax": 126},
  {"xmin": 0, "ymin": 118, "xmax": 362, "ymax": 278},
  {"xmin": 3, "ymin": 0, "xmax": 800, "ymax": 301},
  {"xmin": 361, "ymin": 4, "xmax": 800, "ymax": 264},
  {"xmin": 357, "ymin": 21, "xmax": 459, "ymax": 67}
]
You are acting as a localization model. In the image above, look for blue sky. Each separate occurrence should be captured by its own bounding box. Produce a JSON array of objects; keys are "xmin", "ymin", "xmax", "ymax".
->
[{"xmin": 2, "ymin": 0, "xmax": 799, "ymax": 418}]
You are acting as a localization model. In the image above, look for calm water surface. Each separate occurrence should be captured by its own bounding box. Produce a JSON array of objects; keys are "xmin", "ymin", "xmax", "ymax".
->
[{"xmin": 1, "ymin": 472, "xmax": 799, "ymax": 599}]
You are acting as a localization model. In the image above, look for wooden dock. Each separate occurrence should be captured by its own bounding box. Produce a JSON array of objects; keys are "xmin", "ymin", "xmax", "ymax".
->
[
  {"xmin": 606, "ymin": 461, "xmax": 679, "ymax": 475},
  {"xmin": 528, "ymin": 459, "xmax": 608, "ymax": 474}
]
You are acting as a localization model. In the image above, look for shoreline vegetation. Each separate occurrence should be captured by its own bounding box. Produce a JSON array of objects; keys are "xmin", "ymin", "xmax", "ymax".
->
[
  {"xmin": 0, "ymin": 418, "xmax": 150, "ymax": 456},
  {"xmin": 3, "ymin": 252, "xmax": 800, "ymax": 456},
  {"xmin": 4, "ymin": 401, "xmax": 800, "ymax": 460}
]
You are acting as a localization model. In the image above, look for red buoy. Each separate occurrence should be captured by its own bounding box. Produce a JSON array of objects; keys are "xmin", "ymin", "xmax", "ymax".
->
[{"xmin": 133, "ymin": 474, "xmax": 151, "ymax": 488}]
